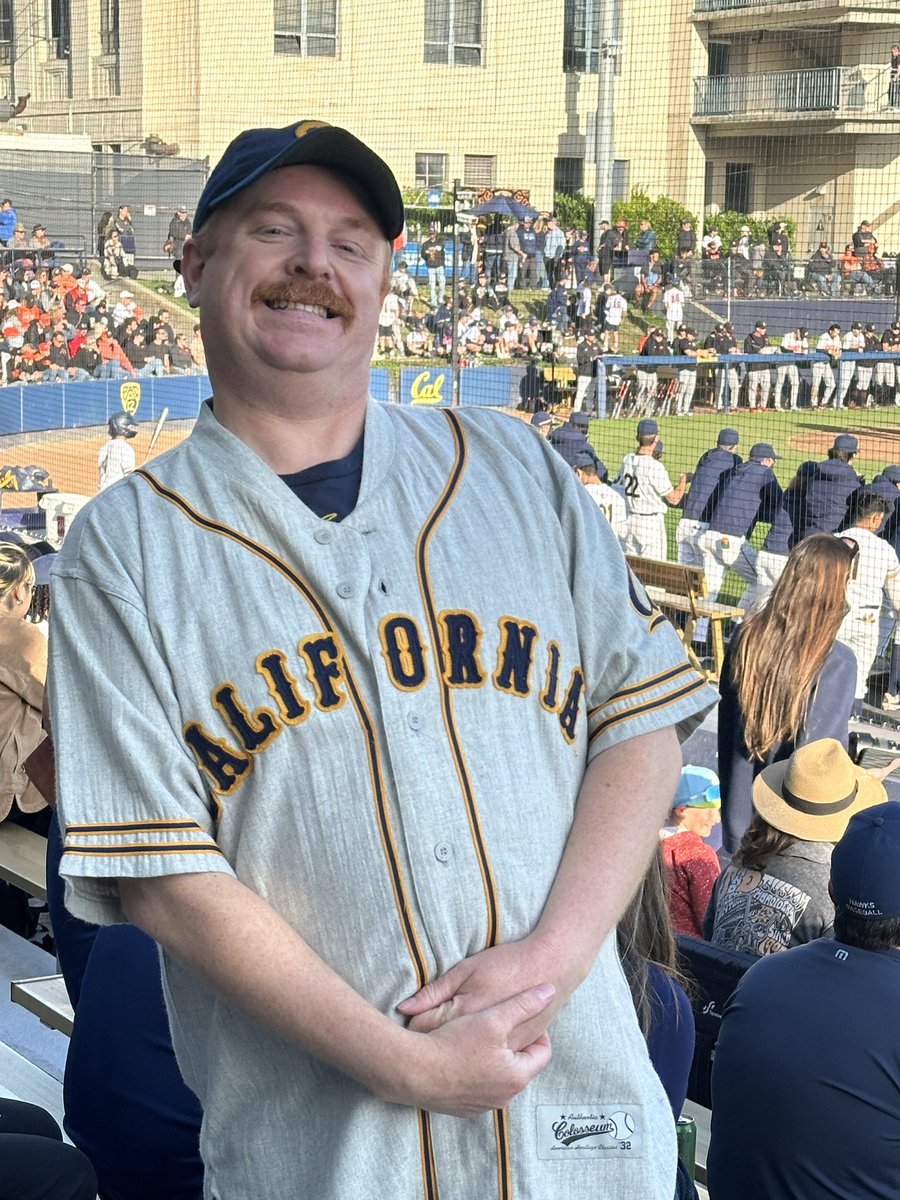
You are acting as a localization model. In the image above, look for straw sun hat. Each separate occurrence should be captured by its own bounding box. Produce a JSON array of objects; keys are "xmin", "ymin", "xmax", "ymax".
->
[{"xmin": 752, "ymin": 738, "xmax": 887, "ymax": 843}]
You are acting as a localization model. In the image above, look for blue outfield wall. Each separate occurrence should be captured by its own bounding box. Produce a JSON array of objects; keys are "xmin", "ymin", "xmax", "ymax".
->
[
  {"xmin": 398, "ymin": 365, "xmax": 523, "ymax": 406},
  {"xmin": 0, "ymin": 375, "xmax": 212, "ymax": 436}
]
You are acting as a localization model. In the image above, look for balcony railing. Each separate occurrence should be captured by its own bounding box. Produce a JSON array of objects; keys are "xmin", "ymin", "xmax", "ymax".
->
[
  {"xmin": 694, "ymin": 65, "xmax": 894, "ymax": 118},
  {"xmin": 695, "ymin": 0, "xmax": 776, "ymax": 9}
]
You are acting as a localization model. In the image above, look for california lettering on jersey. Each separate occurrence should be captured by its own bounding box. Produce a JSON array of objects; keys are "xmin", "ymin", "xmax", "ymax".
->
[{"xmin": 184, "ymin": 612, "xmax": 586, "ymax": 796}]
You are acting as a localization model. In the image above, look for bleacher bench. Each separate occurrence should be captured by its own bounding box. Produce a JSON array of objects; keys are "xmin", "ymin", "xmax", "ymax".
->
[
  {"xmin": 0, "ymin": 823, "xmax": 47, "ymax": 900},
  {"xmin": 10, "ymin": 974, "xmax": 73, "ymax": 1037},
  {"xmin": 626, "ymin": 555, "xmax": 742, "ymax": 681}
]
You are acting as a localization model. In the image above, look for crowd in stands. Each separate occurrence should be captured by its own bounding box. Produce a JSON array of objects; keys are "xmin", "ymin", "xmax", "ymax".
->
[{"xmin": 0, "ymin": 263, "xmax": 204, "ymax": 383}]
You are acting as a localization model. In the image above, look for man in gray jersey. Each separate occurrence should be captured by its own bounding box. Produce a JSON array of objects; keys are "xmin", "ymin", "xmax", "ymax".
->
[{"xmin": 49, "ymin": 120, "xmax": 715, "ymax": 1200}]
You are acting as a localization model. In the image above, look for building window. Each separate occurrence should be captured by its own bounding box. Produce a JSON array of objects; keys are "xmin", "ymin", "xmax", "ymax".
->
[
  {"xmin": 724, "ymin": 162, "xmax": 752, "ymax": 214},
  {"xmin": 554, "ymin": 156, "xmax": 584, "ymax": 196},
  {"xmin": 274, "ymin": 0, "xmax": 338, "ymax": 57},
  {"xmin": 563, "ymin": 0, "xmax": 600, "ymax": 73},
  {"xmin": 424, "ymin": 0, "xmax": 482, "ymax": 67},
  {"xmin": 611, "ymin": 160, "xmax": 630, "ymax": 202},
  {"xmin": 50, "ymin": 0, "xmax": 71, "ymax": 58},
  {"xmin": 99, "ymin": 0, "xmax": 119, "ymax": 54},
  {"xmin": 415, "ymin": 153, "xmax": 448, "ymax": 190},
  {"xmin": 464, "ymin": 154, "xmax": 495, "ymax": 187},
  {"xmin": 0, "ymin": 0, "xmax": 11, "ymax": 67}
]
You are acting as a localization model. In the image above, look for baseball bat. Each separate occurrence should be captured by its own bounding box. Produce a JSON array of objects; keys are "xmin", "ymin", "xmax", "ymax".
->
[{"xmin": 144, "ymin": 407, "xmax": 169, "ymax": 461}]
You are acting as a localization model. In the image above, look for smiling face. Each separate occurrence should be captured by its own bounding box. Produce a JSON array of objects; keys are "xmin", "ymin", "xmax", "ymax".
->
[{"xmin": 181, "ymin": 164, "xmax": 390, "ymax": 396}]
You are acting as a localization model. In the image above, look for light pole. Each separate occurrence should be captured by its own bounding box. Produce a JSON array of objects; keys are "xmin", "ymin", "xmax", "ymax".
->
[{"xmin": 592, "ymin": 0, "xmax": 621, "ymax": 252}]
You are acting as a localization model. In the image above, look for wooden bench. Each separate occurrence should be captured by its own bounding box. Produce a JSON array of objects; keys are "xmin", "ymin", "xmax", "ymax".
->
[
  {"xmin": 626, "ymin": 555, "xmax": 743, "ymax": 681},
  {"xmin": 10, "ymin": 974, "xmax": 73, "ymax": 1036},
  {"xmin": 0, "ymin": 822, "xmax": 47, "ymax": 900}
]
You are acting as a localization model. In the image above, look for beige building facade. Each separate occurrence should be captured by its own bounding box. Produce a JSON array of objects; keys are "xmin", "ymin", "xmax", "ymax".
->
[{"xmin": 0, "ymin": 0, "xmax": 896, "ymax": 249}]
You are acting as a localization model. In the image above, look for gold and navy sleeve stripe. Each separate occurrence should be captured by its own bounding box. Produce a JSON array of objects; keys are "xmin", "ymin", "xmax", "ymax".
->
[
  {"xmin": 588, "ymin": 662, "xmax": 710, "ymax": 744},
  {"xmin": 63, "ymin": 818, "xmax": 224, "ymax": 860}
]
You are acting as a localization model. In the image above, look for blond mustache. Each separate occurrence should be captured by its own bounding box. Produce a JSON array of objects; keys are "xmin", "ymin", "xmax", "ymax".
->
[{"xmin": 251, "ymin": 282, "xmax": 353, "ymax": 320}]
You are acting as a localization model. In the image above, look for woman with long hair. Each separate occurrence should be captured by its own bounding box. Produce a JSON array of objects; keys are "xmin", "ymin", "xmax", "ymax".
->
[
  {"xmin": 717, "ymin": 532, "xmax": 859, "ymax": 854},
  {"xmin": 705, "ymin": 738, "xmax": 887, "ymax": 956}
]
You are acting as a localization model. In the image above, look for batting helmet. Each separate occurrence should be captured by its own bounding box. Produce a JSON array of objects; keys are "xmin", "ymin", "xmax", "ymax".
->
[
  {"xmin": 19, "ymin": 465, "xmax": 55, "ymax": 492},
  {"xmin": 109, "ymin": 412, "xmax": 138, "ymax": 439}
]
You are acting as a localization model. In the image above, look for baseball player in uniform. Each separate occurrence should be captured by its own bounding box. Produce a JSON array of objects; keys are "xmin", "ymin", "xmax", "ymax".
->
[
  {"xmin": 773, "ymin": 327, "xmax": 807, "ymax": 411},
  {"xmin": 837, "ymin": 322, "xmax": 866, "ymax": 409},
  {"xmin": 800, "ymin": 434, "xmax": 863, "ymax": 539},
  {"xmin": 675, "ymin": 428, "xmax": 741, "ymax": 568},
  {"xmin": 875, "ymin": 323, "xmax": 900, "ymax": 405},
  {"xmin": 97, "ymin": 411, "xmax": 138, "ymax": 491},
  {"xmin": 695, "ymin": 442, "xmax": 783, "ymax": 643},
  {"xmin": 811, "ymin": 324, "xmax": 842, "ymax": 407},
  {"xmin": 572, "ymin": 449, "xmax": 627, "ymax": 544},
  {"xmin": 837, "ymin": 490, "xmax": 900, "ymax": 708},
  {"xmin": 614, "ymin": 418, "xmax": 687, "ymax": 561},
  {"xmin": 49, "ymin": 121, "xmax": 716, "ymax": 1200}
]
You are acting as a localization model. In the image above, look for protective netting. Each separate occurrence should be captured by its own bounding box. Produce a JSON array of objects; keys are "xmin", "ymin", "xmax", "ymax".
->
[{"xmin": 0, "ymin": 0, "xmax": 897, "ymax": 590}]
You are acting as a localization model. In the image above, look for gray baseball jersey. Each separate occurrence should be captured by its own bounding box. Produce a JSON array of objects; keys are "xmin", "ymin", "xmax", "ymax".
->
[
  {"xmin": 615, "ymin": 453, "xmax": 674, "ymax": 560},
  {"xmin": 51, "ymin": 401, "xmax": 715, "ymax": 1200}
]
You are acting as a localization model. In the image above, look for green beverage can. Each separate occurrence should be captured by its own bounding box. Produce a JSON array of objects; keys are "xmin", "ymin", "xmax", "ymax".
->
[{"xmin": 676, "ymin": 1115, "xmax": 696, "ymax": 1181}]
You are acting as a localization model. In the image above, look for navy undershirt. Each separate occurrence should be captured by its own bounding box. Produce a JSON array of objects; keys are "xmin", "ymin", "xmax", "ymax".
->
[{"xmin": 279, "ymin": 437, "xmax": 364, "ymax": 521}]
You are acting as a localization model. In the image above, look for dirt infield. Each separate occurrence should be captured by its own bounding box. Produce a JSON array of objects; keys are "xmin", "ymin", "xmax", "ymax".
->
[
  {"xmin": 791, "ymin": 422, "xmax": 900, "ymax": 463},
  {"xmin": 0, "ymin": 418, "xmax": 194, "ymax": 499}
]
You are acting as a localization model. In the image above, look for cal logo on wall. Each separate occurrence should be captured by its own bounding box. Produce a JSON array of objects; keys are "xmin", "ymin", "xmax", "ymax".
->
[
  {"xmin": 119, "ymin": 381, "xmax": 141, "ymax": 415},
  {"xmin": 401, "ymin": 367, "xmax": 451, "ymax": 406}
]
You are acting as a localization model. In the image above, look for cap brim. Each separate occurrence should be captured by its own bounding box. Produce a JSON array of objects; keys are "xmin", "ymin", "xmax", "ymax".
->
[{"xmin": 753, "ymin": 760, "xmax": 886, "ymax": 842}]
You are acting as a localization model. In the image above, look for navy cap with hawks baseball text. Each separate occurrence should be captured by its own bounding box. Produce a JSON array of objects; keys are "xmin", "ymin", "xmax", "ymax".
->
[
  {"xmin": 831, "ymin": 801, "xmax": 900, "ymax": 919},
  {"xmin": 750, "ymin": 442, "xmax": 780, "ymax": 461},
  {"xmin": 193, "ymin": 120, "xmax": 405, "ymax": 240},
  {"xmin": 531, "ymin": 411, "xmax": 553, "ymax": 428},
  {"xmin": 637, "ymin": 418, "xmax": 658, "ymax": 437}
]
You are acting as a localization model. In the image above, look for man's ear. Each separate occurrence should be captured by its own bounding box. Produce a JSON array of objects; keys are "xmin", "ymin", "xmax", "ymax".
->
[{"xmin": 180, "ymin": 240, "xmax": 205, "ymax": 309}]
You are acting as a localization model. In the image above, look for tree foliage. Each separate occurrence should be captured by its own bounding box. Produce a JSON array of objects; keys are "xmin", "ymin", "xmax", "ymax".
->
[
  {"xmin": 554, "ymin": 192, "xmax": 594, "ymax": 234},
  {"xmin": 611, "ymin": 190, "xmax": 697, "ymax": 260}
]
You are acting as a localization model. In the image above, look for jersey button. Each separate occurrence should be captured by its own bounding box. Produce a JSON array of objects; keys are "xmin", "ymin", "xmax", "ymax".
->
[
  {"xmin": 407, "ymin": 713, "xmax": 422, "ymax": 730},
  {"xmin": 336, "ymin": 582, "xmax": 354, "ymax": 598},
  {"xmin": 434, "ymin": 842, "xmax": 451, "ymax": 863},
  {"xmin": 314, "ymin": 528, "xmax": 334, "ymax": 544}
]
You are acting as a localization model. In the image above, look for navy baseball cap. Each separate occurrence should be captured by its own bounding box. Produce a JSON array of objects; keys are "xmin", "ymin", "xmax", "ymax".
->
[
  {"xmin": 531, "ymin": 412, "xmax": 552, "ymax": 428},
  {"xmin": 834, "ymin": 434, "xmax": 859, "ymax": 454},
  {"xmin": 570, "ymin": 411, "xmax": 591, "ymax": 429},
  {"xmin": 883, "ymin": 465, "xmax": 900, "ymax": 484},
  {"xmin": 193, "ymin": 120, "xmax": 404, "ymax": 239},
  {"xmin": 638, "ymin": 419, "xmax": 658, "ymax": 437},
  {"xmin": 750, "ymin": 442, "xmax": 780, "ymax": 461},
  {"xmin": 572, "ymin": 450, "xmax": 607, "ymax": 476},
  {"xmin": 718, "ymin": 428, "xmax": 739, "ymax": 447},
  {"xmin": 831, "ymin": 801, "xmax": 900, "ymax": 919}
]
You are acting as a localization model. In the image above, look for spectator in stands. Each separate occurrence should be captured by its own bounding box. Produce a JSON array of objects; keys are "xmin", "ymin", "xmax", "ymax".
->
[
  {"xmin": 168, "ymin": 332, "xmax": 197, "ymax": 374},
  {"xmin": 805, "ymin": 241, "xmax": 840, "ymax": 296},
  {"xmin": 851, "ymin": 218, "xmax": 877, "ymax": 256},
  {"xmin": 839, "ymin": 243, "xmax": 874, "ymax": 295},
  {"xmin": 112, "ymin": 288, "xmax": 137, "ymax": 326},
  {"xmin": 617, "ymin": 846, "xmax": 695, "ymax": 1121},
  {"xmin": 94, "ymin": 326, "xmax": 133, "ymax": 377},
  {"xmin": 166, "ymin": 204, "xmax": 192, "ymax": 296},
  {"xmin": 862, "ymin": 242, "xmax": 886, "ymax": 293},
  {"xmin": 0, "ymin": 197, "xmax": 16, "ymax": 247},
  {"xmin": 610, "ymin": 218, "xmax": 630, "ymax": 269},
  {"xmin": 102, "ymin": 228, "xmax": 128, "ymax": 279},
  {"xmin": 113, "ymin": 203, "xmax": 137, "ymax": 274},
  {"xmin": 542, "ymin": 216, "xmax": 565, "ymax": 288},
  {"xmin": 891, "ymin": 44, "xmax": 900, "ymax": 106},
  {"xmin": 42, "ymin": 329, "xmax": 73, "ymax": 382},
  {"xmin": 390, "ymin": 260, "xmax": 419, "ymax": 316},
  {"xmin": 635, "ymin": 249, "xmax": 663, "ymax": 313},
  {"xmin": 189, "ymin": 323, "xmax": 205, "ymax": 371},
  {"xmin": 0, "ymin": 545, "xmax": 48, "ymax": 935},
  {"xmin": 71, "ymin": 330, "xmax": 102, "ymax": 377},
  {"xmin": 0, "ymin": 1097, "xmax": 98, "ymax": 1200},
  {"xmin": 660, "ymin": 765, "xmax": 721, "ymax": 938},
  {"xmin": 707, "ymin": 799, "xmax": 900, "ymax": 1200},
  {"xmin": 761, "ymin": 240, "xmax": 794, "ymax": 296},
  {"xmin": 717, "ymin": 534, "xmax": 859, "ymax": 854},
  {"xmin": 706, "ymin": 738, "xmax": 885, "ymax": 955},
  {"xmin": 8, "ymin": 220, "xmax": 26, "ymax": 257},
  {"xmin": 676, "ymin": 217, "xmax": 696, "ymax": 258},
  {"xmin": 28, "ymin": 223, "xmax": 52, "ymax": 268}
]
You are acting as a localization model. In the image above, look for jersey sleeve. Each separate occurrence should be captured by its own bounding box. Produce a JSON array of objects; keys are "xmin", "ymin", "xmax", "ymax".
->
[{"xmin": 50, "ymin": 561, "xmax": 234, "ymax": 927}]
